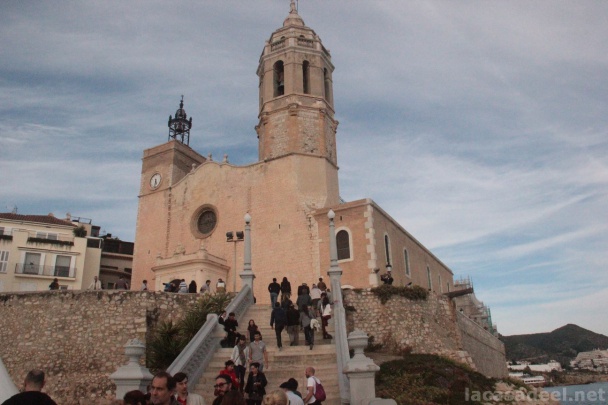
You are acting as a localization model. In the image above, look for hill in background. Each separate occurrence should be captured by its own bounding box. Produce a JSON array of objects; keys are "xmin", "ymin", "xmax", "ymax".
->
[{"xmin": 501, "ymin": 324, "xmax": 608, "ymax": 366}]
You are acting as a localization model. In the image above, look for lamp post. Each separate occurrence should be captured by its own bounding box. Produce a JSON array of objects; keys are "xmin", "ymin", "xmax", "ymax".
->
[
  {"xmin": 226, "ymin": 230, "xmax": 244, "ymax": 293},
  {"xmin": 240, "ymin": 213, "xmax": 255, "ymax": 296}
]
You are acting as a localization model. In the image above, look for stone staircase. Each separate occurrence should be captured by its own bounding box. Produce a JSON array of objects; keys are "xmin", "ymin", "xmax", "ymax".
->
[{"xmin": 192, "ymin": 304, "xmax": 341, "ymax": 405}]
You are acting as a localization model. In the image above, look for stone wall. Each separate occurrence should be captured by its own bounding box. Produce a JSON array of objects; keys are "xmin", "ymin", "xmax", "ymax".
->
[
  {"xmin": 0, "ymin": 290, "xmax": 200, "ymax": 404},
  {"xmin": 343, "ymin": 289, "xmax": 507, "ymax": 378},
  {"xmin": 457, "ymin": 312, "xmax": 508, "ymax": 378}
]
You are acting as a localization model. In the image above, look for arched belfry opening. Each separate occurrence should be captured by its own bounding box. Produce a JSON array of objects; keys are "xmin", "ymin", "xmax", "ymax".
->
[
  {"xmin": 168, "ymin": 96, "xmax": 192, "ymax": 145},
  {"xmin": 274, "ymin": 61, "xmax": 285, "ymax": 97},
  {"xmin": 303, "ymin": 60, "xmax": 310, "ymax": 94}
]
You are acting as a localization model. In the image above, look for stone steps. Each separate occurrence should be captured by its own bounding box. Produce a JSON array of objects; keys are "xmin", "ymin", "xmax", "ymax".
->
[{"xmin": 192, "ymin": 304, "xmax": 341, "ymax": 405}]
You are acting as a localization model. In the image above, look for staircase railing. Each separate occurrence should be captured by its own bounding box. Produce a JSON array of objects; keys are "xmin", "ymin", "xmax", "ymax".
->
[{"xmin": 167, "ymin": 285, "xmax": 254, "ymax": 387}]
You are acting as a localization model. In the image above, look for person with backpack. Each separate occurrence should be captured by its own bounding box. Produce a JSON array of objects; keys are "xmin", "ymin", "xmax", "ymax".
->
[{"xmin": 303, "ymin": 367, "xmax": 325, "ymax": 405}]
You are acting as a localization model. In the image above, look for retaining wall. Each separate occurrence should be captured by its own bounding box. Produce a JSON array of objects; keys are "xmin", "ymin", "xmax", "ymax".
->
[
  {"xmin": 0, "ymin": 290, "xmax": 199, "ymax": 404},
  {"xmin": 343, "ymin": 289, "xmax": 507, "ymax": 378}
]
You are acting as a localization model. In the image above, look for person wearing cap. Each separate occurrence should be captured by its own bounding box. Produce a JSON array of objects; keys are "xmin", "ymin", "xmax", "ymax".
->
[{"xmin": 279, "ymin": 378, "xmax": 304, "ymax": 405}]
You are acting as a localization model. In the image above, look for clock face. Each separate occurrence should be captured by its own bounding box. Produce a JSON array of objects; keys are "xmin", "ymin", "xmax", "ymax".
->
[{"xmin": 150, "ymin": 173, "xmax": 162, "ymax": 189}]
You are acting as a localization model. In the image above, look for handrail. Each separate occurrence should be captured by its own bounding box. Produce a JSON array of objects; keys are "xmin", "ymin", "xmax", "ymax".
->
[
  {"xmin": 167, "ymin": 285, "xmax": 254, "ymax": 387},
  {"xmin": 0, "ymin": 356, "xmax": 18, "ymax": 402}
]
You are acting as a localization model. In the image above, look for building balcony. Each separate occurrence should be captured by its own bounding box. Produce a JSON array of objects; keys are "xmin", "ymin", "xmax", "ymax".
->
[
  {"xmin": 15, "ymin": 263, "xmax": 76, "ymax": 278},
  {"xmin": 25, "ymin": 230, "xmax": 74, "ymax": 247}
]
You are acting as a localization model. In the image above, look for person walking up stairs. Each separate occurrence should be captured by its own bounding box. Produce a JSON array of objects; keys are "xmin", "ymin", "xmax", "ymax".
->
[{"xmin": 192, "ymin": 304, "xmax": 340, "ymax": 405}]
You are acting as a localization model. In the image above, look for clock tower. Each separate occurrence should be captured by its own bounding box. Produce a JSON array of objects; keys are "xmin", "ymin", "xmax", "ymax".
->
[{"xmin": 139, "ymin": 97, "xmax": 206, "ymax": 198}]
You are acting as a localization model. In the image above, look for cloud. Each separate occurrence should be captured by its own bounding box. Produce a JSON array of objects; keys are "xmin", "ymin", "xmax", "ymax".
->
[{"xmin": 1, "ymin": 1, "xmax": 607, "ymax": 336}]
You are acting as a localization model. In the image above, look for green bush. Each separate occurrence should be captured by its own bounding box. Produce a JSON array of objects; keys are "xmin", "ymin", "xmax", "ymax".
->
[
  {"xmin": 371, "ymin": 284, "xmax": 428, "ymax": 304},
  {"xmin": 147, "ymin": 293, "xmax": 232, "ymax": 371}
]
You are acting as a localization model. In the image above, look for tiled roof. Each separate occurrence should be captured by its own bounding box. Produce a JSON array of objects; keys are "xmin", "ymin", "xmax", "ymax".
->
[{"xmin": 0, "ymin": 213, "xmax": 75, "ymax": 227}]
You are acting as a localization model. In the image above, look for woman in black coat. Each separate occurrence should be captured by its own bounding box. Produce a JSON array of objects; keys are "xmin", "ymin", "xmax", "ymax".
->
[
  {"xmin": 280, "ymin": 277, "xmax": 291, "ymax": 304},
  {"xmin": 244, "ymin": 362, "xmax": 267, "ymax": 405}
]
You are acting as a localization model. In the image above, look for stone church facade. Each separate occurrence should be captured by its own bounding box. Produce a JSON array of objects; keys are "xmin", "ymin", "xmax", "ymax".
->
[{"xmin": 132, "ymin": 3, "xmax": 455, "ymax": 301}]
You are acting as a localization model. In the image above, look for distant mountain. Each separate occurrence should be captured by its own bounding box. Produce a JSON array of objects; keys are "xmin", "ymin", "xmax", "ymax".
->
[{"xmin": 500, "ymin": 324, "xmax": 608, "ymax": 366}]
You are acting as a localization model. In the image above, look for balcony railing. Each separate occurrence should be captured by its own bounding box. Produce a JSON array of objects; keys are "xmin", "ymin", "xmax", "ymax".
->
[
  {"xmin": 26, "ymin": 230, "xmax": 74, "ymax": 247},
  {"xmin": 15, "ymin": 263, "xmax": 76, "ymax": 278}
]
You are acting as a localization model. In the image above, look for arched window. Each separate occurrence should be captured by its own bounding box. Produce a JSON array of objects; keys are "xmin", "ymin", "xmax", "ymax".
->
[
  {"xmin": 274, "ymin": 61, "xmax": 284, "ymax": 97},
  {"xmin": 302, "ymin": 61, "xmax": 310, "ymax": 94},
  {"xmin": 336, "ymin": 230, "xmax": 350, "ymax": 260},
  {"xmin": 403, "ymin": 249, "xmax": 411, "ymax": 277},
  {"xmin": 427, "ymin": 266, "xmax": 432, "ymax": 290},
  {"xmin": 384, "ymin": 234, "xmax": 391, "ymax": 266},
  {"xmin": 438, "ymin": 274, "xmax": 443, "ymax": 293}
]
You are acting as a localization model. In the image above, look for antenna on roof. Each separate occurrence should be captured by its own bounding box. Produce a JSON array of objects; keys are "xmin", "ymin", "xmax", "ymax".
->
[{"xmin": 6, "ymin": 204, "xmax": 17, "ymax": 214}]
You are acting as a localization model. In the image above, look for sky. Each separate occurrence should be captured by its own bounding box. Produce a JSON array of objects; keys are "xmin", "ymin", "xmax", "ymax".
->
[{"xmin": 1, "ymin": 1, "xmax": 607, "ymax": 337}]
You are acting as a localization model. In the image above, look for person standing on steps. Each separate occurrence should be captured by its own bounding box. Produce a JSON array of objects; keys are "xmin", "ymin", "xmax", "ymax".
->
[
  {"xmin": 279, "ymin": 379, "xmax": 304, "ymax": 405},
  {"xmin": 231, "ymin": 335, "xmax": 250, "ymax": 391},
  {"xmin": 248, "ymin": 332, "xmax": 269, "ymax": 372},
  {"xmin": 300, "ymin": 304, "xmax": 315, "ymax": 350},
  {"xmin": 244, "ymin": 362, "xmax": 267, "ymax": 405},
  {"xmin": 303, "ymin": 367, "xmax": 322, "ymax": 405},
  {"xmin": 280, "ymin": 276, "xmax": 291, "ymax": 305},
  {"xmin": 316, "ymin": 277, "xmax": 327, "ymax": 293},
  {"xmin": 212, "ymin": 375, "xmax": 233, "ymax": 405},
  {"xmin": 320, "ymin": 294, "xmax": 332, "ymax": 340},
  {"xmin": 268, "ymin": 278, "xmax": 281, "ymax": 308},
  {"xmin": 270, "ymin": 301, "xmax": 287, "ymax": 350},
  {"xmin": 309, "ymin": 284, "xmax": 322, "ymax": 315},
  {"xmin": 173, "ymin": 372, "xmax": 205, "ymax": 405},
  {"xmin": 286, "ymin": 303, "xmax": 300, "ymax": 346}
]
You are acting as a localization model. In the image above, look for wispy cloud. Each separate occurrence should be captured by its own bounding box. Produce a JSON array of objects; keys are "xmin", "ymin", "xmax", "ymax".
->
[{"xmin": 1, "ymin": 1, "xmax": 606, "ymax": 336}]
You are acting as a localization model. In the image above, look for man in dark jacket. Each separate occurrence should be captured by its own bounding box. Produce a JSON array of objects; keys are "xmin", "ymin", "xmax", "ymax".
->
[
  {"xmin": 270, "ymin": 302, "xmax": 288, "ymax": 350},
  {"xmin": 286, "ymin": 304, "xmax": 301, "ymax": 346},
  {"xmin": 2, "ymin": 370, "xmax": 57, "ymax": 405},
  {"xmin": 267, "ymin": 278, "xmax": 281, "ymax": 308}
]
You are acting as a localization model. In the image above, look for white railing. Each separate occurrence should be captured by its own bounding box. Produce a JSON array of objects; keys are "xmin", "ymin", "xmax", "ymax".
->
[{"xmin": 167, "ymin": 285, "xmax": 254, "ymax": 388}]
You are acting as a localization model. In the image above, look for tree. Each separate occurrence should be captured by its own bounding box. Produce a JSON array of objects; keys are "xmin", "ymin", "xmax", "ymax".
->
[{"xmin": 73, "ymin": 226, "xmax": 87, "ymax": 237}]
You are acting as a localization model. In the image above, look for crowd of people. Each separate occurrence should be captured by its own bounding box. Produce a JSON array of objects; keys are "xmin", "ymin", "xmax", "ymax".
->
[
  {"xmin": 4, "ymin": 367, "xmax": 326, "ymax": 405},
  {"xmin": 19, "ymin": 277, "xmax": 333, "ymax": 405}
]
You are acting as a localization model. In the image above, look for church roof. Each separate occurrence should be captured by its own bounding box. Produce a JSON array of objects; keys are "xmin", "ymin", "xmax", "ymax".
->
[{"xmin": 0, "ymin": 213, "xmax": 75, "ymax": 227}]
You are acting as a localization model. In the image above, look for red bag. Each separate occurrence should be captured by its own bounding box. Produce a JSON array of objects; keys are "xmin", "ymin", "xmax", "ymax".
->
[{"xmin": 314, "ymin": 378, "xmax": 326, "ymax": 402}]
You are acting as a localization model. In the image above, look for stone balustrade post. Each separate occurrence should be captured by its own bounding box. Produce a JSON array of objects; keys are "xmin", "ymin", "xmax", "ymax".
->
[
  {"xmin": 110, "ymin": 339, "xmax": 154, "ymax": 399},
  {"xmin": 343, "ymin": 330, "xmax": 380, "ymax": 405}
]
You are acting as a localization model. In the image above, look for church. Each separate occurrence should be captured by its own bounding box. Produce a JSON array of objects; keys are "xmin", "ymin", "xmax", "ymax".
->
[{"xmin": 131, "ymin": 2, "xmax": 455, "ymax": 301}]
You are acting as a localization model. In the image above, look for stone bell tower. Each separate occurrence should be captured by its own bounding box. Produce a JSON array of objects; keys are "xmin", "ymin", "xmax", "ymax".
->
[{"xmin": 256, "ymin": 1, "xmax": 339, "ymax": 167}]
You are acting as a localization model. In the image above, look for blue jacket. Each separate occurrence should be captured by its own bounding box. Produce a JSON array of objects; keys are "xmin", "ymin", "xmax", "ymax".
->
[{"xmin": 270, "ymin": 307, "xmax": 287, "ymax": 327}]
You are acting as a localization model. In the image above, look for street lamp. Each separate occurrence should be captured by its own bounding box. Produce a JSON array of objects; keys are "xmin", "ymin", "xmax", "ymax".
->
[{"xmin": 226, "ymin": 230, "xmax": 244, "ymax": 292}]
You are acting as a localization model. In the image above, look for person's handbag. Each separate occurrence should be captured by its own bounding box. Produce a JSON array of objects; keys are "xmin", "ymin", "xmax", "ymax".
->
[{"xmin": 314, "ymin": 377, "xmax": 326, "ymax": 401}]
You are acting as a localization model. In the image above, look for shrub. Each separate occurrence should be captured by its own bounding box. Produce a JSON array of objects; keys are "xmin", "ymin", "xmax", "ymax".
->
[
  {"xmin": 147, "ymin": 293, "xmax": 231, "ymax": 370},
  {"xmin": 371, "ymin": 284, "xmax": 428, "ymax": 304}
]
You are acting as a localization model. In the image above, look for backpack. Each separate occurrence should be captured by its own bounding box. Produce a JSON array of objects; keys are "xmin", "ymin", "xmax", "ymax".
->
[{"xmin": 313, "ymin": 377, "xmax": 326, "ymax": 402}]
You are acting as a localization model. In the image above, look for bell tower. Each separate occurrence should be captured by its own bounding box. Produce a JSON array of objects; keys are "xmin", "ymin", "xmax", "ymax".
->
[{"xmin": 256, "ymin": 1, "xmax": 339, "ymax": 167}]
